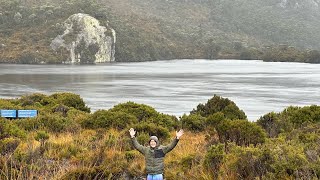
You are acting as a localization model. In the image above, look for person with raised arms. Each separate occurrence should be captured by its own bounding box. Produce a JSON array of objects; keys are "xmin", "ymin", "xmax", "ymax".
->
[{"xmin": 129, "ymin": 128, "xmax": 184, "ymax": 180}]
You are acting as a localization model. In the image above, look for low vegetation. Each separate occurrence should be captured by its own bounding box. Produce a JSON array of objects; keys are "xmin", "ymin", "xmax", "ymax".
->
[{"xmin": 1, "ymin": 93, "xmax": 319, "ymax": 179}]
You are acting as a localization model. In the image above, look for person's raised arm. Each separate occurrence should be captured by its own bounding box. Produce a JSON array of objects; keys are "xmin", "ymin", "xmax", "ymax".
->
[
  {"xmin": 176, "ymin": 129, "xmax": 184, "ymax": 140},
  {"xmin": 163, "ymin": 129, "xmax": 184, "ymax": 154},
  {"xmin": 129, "ymin": 128, "xmax": 146, "ymax": 154}
]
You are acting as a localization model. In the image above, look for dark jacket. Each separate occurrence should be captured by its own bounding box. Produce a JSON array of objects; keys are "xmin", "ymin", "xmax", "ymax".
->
[{"xmin": 131, "ymin": 136, "xmax": 179, "ymax": 174}]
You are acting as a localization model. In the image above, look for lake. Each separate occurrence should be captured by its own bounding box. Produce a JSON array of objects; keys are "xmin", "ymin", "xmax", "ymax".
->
[{"xmin": 0, "ymin": 59, "xmax": 319, "ymax": 121}]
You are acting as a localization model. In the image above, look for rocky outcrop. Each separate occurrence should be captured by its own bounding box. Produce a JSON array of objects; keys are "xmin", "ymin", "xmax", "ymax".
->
[{"xmin": 50, "ymin": 13, "xmax": 116, "ymax": 64}]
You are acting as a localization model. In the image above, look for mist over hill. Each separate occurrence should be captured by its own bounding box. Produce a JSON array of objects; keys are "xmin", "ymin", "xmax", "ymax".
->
[{"xmin": 1, "ymin": 0, "xmax": 320, "ymax": 63}]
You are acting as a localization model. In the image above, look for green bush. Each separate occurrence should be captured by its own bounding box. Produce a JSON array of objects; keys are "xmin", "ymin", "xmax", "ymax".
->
[
  {"xmin": 0, "ymin": 99, "xmax": 18, "ymax": 109},
  {"xmin": 109, "ymin": 101, "xmax": 180, "ymax": 130},
  {"xmin": 125, "ymin": 150, "xmax": 139, "ymax": 162},
  {"xmin": 257, "ymin": 112, "xmax": 282, "ymax": 138},
  {"xmin": 227, "ymin": 146, "xmax": 272, "ymax": 179},
  {"xmin": 136, "ymin": 131, "xmax": 151, "ymax": 146},
  {"xmin": 110, "ymin": 102, "xmax": 158, "ymax": 121},
  {"xmin": 35, "ymin": 131, "xmax": 49, "ymax": 142},
  {"xmin": 67, "ymin": 108, "xmax": 90, "ymax": 123},
  {"xmin": 222, "ymin": 104, "xmax": 247, "ymax": 120},
  {"xmin": 150, "ymin": 114, "xmax": 179, "ymax": 131},
  {"xmin": 40, "ymin": 113, "xmax": 72, "ymax": 132},
  {"xmin": 262, "ymin": 105, "xmax": 320, "ymax": 134},
  {"xmin": 18, "ymin": 93, "xmax": 48, "ymax": 107},
  {"xmin": 181, "ymin": 113, "xmax": 206, "ymax": 132},
  {"xmin": 191, "ymin": 95, "xmax": 247, "ymax": 120},
  {"xmin": 267, "ymin": 140, "xmax": 310, "ymax": 179},
  {"xmin": 204, "ymin": 143, "xmax": 225, "ymax": 178},
  {"xmin": 52, "ymin": 104, "xmax": 70, "ymax": 116},
  {"xmin": 206, "ymin": 112, "xmax": 225, "ymax": 127},
  {"xmin": 0, "ymin": 119, "xmax": 26, "ymax": 139},
  {"xmin": 216, "ymin": 120, "xmax": 266, "ymax": 146},
  {"xmin": 82, "ymin": 110, "xmax": 138, "ymax": 130},
  {"xmin": 287, "ymin": 105, "xmax": 320, "ymax": 126},
  {"xmin": 180, "ymin": 154, "xmax": 200, "ymax": 171},
  {"xmin": 134, "ymin": 122, "xmax": 170, "ymax": 143},
  {"xmin": 50, "ymin": 92, "xmax": 90, "ymax": 112},
  {"xmin": 14, "ymin": 117, "xmax": 42, "ymax": 131}
]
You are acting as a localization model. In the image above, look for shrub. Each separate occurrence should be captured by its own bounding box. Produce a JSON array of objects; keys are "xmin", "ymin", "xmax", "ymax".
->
[
  {"xmin": 35, "ymin": 131, "xmax": 49, "ymax": 142},
  {"xmin": 267, "ymin": 139, "xmax": 310, "ymax": 179},
  {"xmin": 136, "ymin": 131, "xmax": 151, "ymax": 146},
  {"xmin": 257, "ymin": 112, "xmax": 282, "ymax": 138},
  {"xmin": 134, "ymin": 122, "xmax": 170, "ymax": 143},
  {"xmin": 0, "ymin": 99, "xmax": 17, "ymax": 109},
  {"xmin": 50, "ymin": 92, "xmax": 90, "ymax": 112},
  {"xmin": 151, "ymin": 114, "xmax": 179, "ymax": 131},
  {"xmin": 206, "ymin": 112, "xmax": 225, "ymax": 127},
  {"xmin": 18, "ymin": 93, "xmax": 48, "ymax": 107},
  {"xmin": 82, "ymin": 110, "xmax": 138, "ymax": 130},
  {"xmin": 288, "ymin": 105, "xmax": 320, "ymax": 125},
  {"xmin": 110, "ymin": 102, "xmax": 158, "ymax": 121},
  {"xmin": 0, "ymin": 119, "xmax": 26, "ymax": 140},
  {"xmin": 226, "ymin": 146, "xmax": 272, "ymax": 179},
  {"xmin": 14, "ymin": 117, "xmax": 42, "ymax": 131},
  {"xmin": 216, "ymin": 120, "xmax": 266, "ymax": 146},
  {"xmin": 125, "ymin": 150, "xmax": 139, "ymax": 162},
  {"xmin": 180, "ymin": 154, "xmax": 200, "ymax": 171},
  {"xmin": 67, "ymin": 108, "xmax": 90, "ymax": 124},
  {"xmin": 39, "ymin": 113, "xmax": 72, "ymax": 132},
  {"xmin": 191, "ymin": 95, "xmax": 247, "ymax": 120},
  {"xmin": 222, "ymin": 104, "xmax": 247, "ymax": 120},
  {"xmin": 181, "ymin": 113, "xmax": 206, "ymax": 132},
  {"xmin": 52, "ymin": 104, "xmax": 70, "ymax": 116},
  {"xmin": 110, "ymin": 102, "xmax": 179, "ymax": 130},
  {"xmin": 204, "ymin": 143, "xmax": 225, "ymax": 178}
]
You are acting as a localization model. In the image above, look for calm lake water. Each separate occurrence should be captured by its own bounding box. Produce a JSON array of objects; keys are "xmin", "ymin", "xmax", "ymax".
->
[{"xmin": 0, "ymin": 59, "xmax": 319, "ymax": 121}]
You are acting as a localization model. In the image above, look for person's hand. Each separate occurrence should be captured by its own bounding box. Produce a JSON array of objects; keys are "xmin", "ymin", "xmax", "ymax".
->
[
  {"xmin": 129, "ymin": 128, "xmax": 136, "ymax": 138},
  {"xmin": 176, "ymin": 129, "xmax": 184, "ymax": 139}
]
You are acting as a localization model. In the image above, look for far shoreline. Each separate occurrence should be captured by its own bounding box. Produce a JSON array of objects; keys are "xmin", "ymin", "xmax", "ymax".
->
[{"xmin": 1, "ymin": 58, "xmax": 319, "ymax": 65}]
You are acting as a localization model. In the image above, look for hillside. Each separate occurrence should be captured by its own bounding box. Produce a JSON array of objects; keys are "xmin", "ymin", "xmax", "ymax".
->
[{"xmin": 0, "ymin": 0, "xmax": 320, "ymax": 63}]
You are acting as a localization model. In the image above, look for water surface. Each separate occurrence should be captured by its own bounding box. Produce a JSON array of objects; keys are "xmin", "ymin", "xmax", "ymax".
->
[{"xmin": 0, "ymin": 60, "xmax": 319, "ymax": 121}]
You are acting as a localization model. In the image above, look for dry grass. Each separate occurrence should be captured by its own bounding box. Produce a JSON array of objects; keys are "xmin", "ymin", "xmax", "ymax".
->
[
  {"xmin": 1, "ymin": 129, "xmax": 224, "ymax": 179},
  {"xmin": 164, "ymin": 131, "xmax": 212, "ymax": 179}
]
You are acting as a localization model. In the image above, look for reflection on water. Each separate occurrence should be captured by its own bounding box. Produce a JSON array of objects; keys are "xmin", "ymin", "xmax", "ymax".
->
[{"xmin": 0, "ymin": 60, "xmax": 319, "ymax": 121}]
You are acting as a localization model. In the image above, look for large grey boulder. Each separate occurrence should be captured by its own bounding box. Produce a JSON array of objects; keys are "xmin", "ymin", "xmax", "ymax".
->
[{"xmin": 50, "ymin": 13, "xmax": 116, "ymax": 64}]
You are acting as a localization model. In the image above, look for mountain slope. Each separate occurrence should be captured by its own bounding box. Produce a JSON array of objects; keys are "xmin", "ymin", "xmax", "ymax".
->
[{"xmin": 0, "ymin": 0, "xmax": 319, "ymax": 63}]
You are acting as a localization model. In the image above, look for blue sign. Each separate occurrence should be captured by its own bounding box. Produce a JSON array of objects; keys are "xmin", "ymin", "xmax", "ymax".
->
[
  {"xmin": 17, "ymin": 110, "xmax": 38, "ymax": 118},
  {"xmin": 0, "ymin": 110, "xmax": 17, "ymax": 118}
]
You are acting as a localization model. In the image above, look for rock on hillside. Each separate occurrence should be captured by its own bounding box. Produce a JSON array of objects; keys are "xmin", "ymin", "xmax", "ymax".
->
[{"xmin": 50, "ymin": 13, "xmax": 116, "ymax": 64}]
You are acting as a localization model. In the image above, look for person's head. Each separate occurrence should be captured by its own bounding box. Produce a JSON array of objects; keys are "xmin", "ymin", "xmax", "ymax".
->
[{"xmin": 149, "ymin": 136, "xmax": 159, "ymax": 148}]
